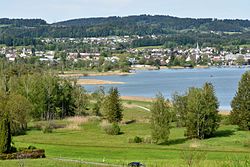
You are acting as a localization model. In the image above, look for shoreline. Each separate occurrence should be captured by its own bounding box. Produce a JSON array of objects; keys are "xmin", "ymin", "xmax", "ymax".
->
[
  {"xmin": 59, "ymin": 65, "xmax": 246, "ymax": 78},
  {"xmin": 77, "ymin": 79, "xmax": 125, "ymax": 85},
  {"xmin": 59, "ymin": 71, "xmax": 133, "ymax": 77},
  {"xmin": 121, "ymin": 96, "xmax": 154, "ymax": 102}
]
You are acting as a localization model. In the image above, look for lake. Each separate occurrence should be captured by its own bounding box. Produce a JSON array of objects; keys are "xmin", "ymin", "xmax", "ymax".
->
[{"xmin": 82, "ymin": 67, "xmax": 249, "ymax": 110}]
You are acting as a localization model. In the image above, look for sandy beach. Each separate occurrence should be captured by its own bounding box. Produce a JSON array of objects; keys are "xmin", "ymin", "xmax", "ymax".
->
[
  {"xmin": 218, "ymin": 110, "xmax": 231, "ymax": 116},
  {"xmin": 121, "ymin": 96, "xmax": 154, "ymax": 102},
  {"xmin": 77, "ymin": 79, "xmax": 125, "ymax": 85}
]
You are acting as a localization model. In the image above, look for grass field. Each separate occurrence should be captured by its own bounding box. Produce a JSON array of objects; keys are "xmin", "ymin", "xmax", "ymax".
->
[
  {"xmin": 134, "ymin": 45, "xmax": 164, "ymax": 50},
  {"xmin": 2, "ymin": 100, "xmax": 250, "ymax": 167}
]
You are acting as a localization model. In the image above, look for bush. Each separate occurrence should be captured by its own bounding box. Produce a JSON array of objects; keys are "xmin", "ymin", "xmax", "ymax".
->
[
  {"xmin": 128, "ymin": 136, "xmax": 152, "ymax": 144},
  {"xmin": 10, "ymin": 146, "xmax": 17, "ymax": 153},
  {"xmin": 143, "ymin": 136, "xmax": 153, "ymax": 144},
  {"xmin": 28, "ymin": 146, "xmax": 37, "ymax": 150},
  {"xmin": 243, "ymin": 140, "xmax": 250, "ymax": 148},
  {"xmin": 128, "ymin": 136, "xmax": 143, "ymax": 143},
  {"xmin": 41, "ymin": 123, "xmax": 53, "ymax": 133},
  {"xmin": 33, "ymin": 121, "xmax": 65, "ymax": 130},
  {"xmin": 127, "ymin": 101, "xmax": 132, "ymax": 105},
  {"xmin": 220, "ymin": 115, "xmax": 231, "ymax": 125},
  {"xmin": 0, "ymin": 149, "xmax": 45, "ymax": 160},
  {"xmin": 102, "ymin": 123, "xmax": 121, "ymax": 135},
  {"xmin": 83, "ymin": 73, "xmax": 88, "ymax": 76}
]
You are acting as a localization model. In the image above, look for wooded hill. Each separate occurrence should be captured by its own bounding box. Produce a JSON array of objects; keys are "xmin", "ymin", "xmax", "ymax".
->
[
  {"xmin": 0, "ymin": 15, "xmax": 250, "ymax": 46},
  {"xmin": 54, "ymin": 15, "xmax": 250, "ymax": 33}
]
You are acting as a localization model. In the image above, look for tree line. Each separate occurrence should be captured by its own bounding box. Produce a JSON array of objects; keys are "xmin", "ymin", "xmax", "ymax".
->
[{"xmin": 0, "ymin": 59, "xmax": 89, "ymax": 136}]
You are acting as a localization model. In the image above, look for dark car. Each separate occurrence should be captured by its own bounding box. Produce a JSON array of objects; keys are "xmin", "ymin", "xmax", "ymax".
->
[{"xmin": 128, "ymin": 162, "xmax": 145, "ymax": 167}]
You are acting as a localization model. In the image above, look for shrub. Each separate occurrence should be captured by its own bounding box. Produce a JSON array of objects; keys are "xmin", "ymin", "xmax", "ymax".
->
[
  {"xmin": 220, "ymin": 115, "xmax": 231, "ymax": 125},
  {"xmin": 41, "ymin": 123, "xmax": 53, "ymax": 133},
  {"xmin": 0, "ymin": 149, "xmax": 45, "ymax": 160},
  {"xmin": 83, "ymin": 73, "xmax": 89, "ymax": 76},
  {"xmin": 127, "ymin": 101, "xmax": 132, "ymax": 105},
  {"xmin": 10, "ymin": 146, "xmax": 17, "ymax": 153},
  {"xmin": 243, "ymin": 140, "xmax": 250, "ymax": 148},
  {"xmin": 102, "ymin": 123, "xmax": 120, "ymax": 135},
  {"xmin": 143, "ymin": 136, "xmax": 153, "ymax": 144},
  {"xmin": 128, "ymin": 136, "xmax": 152, "ymax": 144},
  {"xmin": 28, "ymin": 146, "xmax": 37, "ymax": 150},
  {"xmin": 129, "ymin": 136, "xmax": 143, "ymax": 143},
  {"xmin": 122, "ymin": 120, "xmax": 136, "ymax": 125},
  {"xmin": 33, "ymin": 122, "xmax": 65, "ymax": 130},
  {"xmin": 134, "ymin": 136, "xmax": 142, "ymax": 143}
]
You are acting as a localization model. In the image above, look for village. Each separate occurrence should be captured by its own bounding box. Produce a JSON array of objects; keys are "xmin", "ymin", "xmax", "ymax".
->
[{"xmin": 1, "ymin": 36, "xmax": 250, "ymax": 68}]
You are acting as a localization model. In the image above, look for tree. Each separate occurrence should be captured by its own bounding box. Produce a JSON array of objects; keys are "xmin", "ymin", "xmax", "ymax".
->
[
  {"xmin": 185, "ymin": 83, "xmax": 220, "ymax": 139},
  {"xmin": 92, "ymin": 87, "xmax": 105, "ymax": 116},
  {"xmin": 172, "ymin": 93, "xmax": 188, "ymax": 127},
  {"xmin": 55, "ymin": 52, "xmax": 67, "ymax": 74},
  {"xmin": 0, "ymin": 111, "xmax": 12, "ymax": 153},
  {"xmin": 236, "ymin": 56, "xmax": 245, "ymax": 65},
  {"xmin": 231, "ymin": 71, "xmax": 250, "ymax": 130},
  {"xmin": 73, "ymin": 85, "xmax": 89, "ymax": 116},
  {"xmin": 58, "ymin": 80, "xmax": 75, "ymax": 118},
  {"xmin": 151, "ymin": 93, "xmax": 172, "ymax": 143},
  {"xmin": 0, "ymin": 89, "xmax": 11, "ymax": 153},
  {"xmin": 201, "ymin": 83, "xmax": 220, "ymax": 136},
  {"xmin": 102, "ymin": 88, "xmax": 123, "ymax": 123},
  {"xmin": 6, "ymin": 93, "xmax": 32, "ymax": 135}
]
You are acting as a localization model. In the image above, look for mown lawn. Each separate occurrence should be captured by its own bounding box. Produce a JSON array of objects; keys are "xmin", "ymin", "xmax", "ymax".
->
[
  {"xmin": 4, "ymin": 101, "xmax": 250, "ymax": 166},
  {"xmin": 0, "ymin": 159, "xmax": 105, "ymax": 167}
]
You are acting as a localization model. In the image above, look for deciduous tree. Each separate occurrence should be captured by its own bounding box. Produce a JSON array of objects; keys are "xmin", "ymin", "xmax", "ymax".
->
[{"xmin": 185, "ymin": 83, "xmax": 220, "ymax": 139}]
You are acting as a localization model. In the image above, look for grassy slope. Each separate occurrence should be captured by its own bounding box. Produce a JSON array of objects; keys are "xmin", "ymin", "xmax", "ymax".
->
[
  {"xmin": 134, "ymin": 45, "xmax": 164, "ymax": 50},
  {"xmin": 3, "ymin": 100, "xmax": 250, "ymax": 166}
]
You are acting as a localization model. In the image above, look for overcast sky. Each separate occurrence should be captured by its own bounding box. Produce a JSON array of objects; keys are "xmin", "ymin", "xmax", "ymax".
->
[{"xmin": 1, "ymin": 0, "xmax": 250, "ymax": 23}]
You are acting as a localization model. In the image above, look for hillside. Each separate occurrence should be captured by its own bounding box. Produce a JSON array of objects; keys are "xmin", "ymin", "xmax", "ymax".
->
[
  {"xmin": 0, "ymin": 15, "xmax": 250, "ymax": 47},
  {"xmin": 54, "ymin": 15, "xmax": 250, "ymax": 32},
  {"xmin": 0, "ymin": 18, "xmax": 47, "ymax": 27}
]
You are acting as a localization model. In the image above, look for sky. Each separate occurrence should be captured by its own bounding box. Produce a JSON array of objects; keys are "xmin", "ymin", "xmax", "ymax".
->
[{"xmin": 1, "ymin": 0, "xmax": 250, "ymax": 23}]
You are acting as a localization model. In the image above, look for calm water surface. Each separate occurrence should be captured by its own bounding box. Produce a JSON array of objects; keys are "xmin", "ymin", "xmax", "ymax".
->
[{"xmin": 82, "ymin": 68, "xmax": 249, "ymax": 110}]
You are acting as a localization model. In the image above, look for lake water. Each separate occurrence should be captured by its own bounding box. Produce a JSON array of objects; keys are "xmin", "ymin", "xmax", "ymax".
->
[{"xmin": 82, "ymin": 68, "xmax": 249, "ymax": 110}]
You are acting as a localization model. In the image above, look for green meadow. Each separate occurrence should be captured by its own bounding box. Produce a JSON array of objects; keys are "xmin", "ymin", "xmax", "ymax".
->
[
  {"xmin": 134, "ymin": 45, "xmax": 164, "ymax": 50},
  {"xmin": 1, "ymin": 100, "xmax": 250, "ymax": 167}
]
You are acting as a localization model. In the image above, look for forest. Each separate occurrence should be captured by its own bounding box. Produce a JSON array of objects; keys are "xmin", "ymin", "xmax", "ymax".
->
[{"xmin": 1, "ymin": 15, "xmax": 250, "ymax": 47}]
